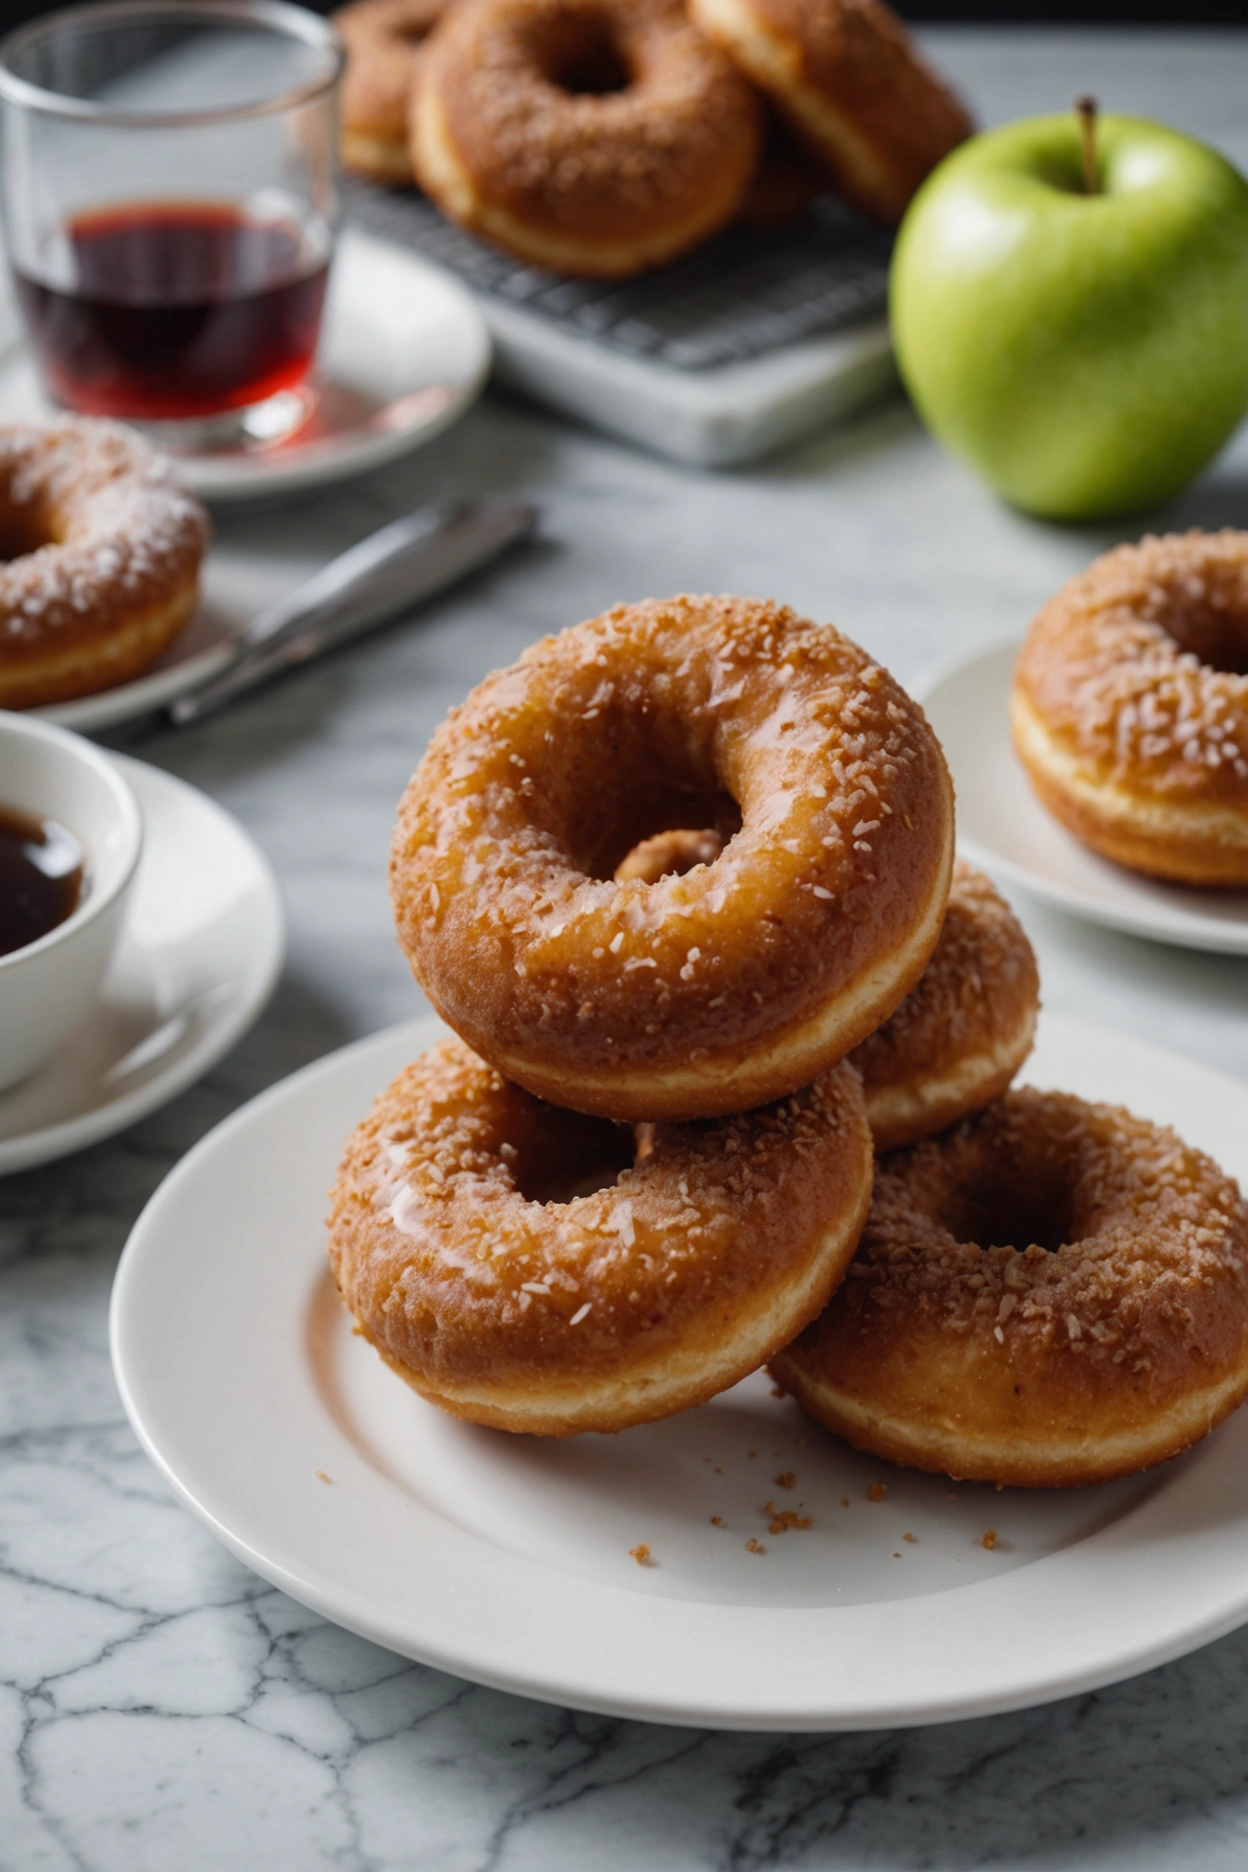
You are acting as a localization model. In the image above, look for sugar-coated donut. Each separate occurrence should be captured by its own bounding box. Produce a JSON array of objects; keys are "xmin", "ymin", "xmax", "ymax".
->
[
  {"xmin": 773, "ymin": 1088, "xmax": 1248, "ymax": 1487},
  {"xmin": 688, "ymin": 0, "xmax": 973, "ymax": 225},
  {"xmin": 327, "ymin": 1036, "xmax": 873, "ymax": 1435},
  {"xmin": 391, "ymin": 594, "xmax": 954, "ymax": 1123},
  {"xmin": 0, "ymin": 421, "xmax": 209, "ymax": 711},
  {"xmin": 850, "ymin": 859, "xmax": 1039, "ymax": 1150},
  {"xmin": 333, "ymin": 0, "xmax": 446, "ymax": 184},
  {"xmin": 1013, "ymin": 531, "xmax": 1248, "ymax": 887},
  {"xmin": 411, "ymin": 0, "xmax": 763, "ymax": 278}
]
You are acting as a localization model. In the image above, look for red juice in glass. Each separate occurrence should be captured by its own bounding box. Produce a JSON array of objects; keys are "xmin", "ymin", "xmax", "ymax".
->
[{"xmin": 13, "ymin": 200, "xmax": 330, "ymax": 422}]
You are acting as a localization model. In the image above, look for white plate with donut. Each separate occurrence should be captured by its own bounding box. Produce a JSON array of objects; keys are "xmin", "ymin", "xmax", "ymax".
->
[
  {"xmin": 0, "ymin": 754, "xmax": 283, "ymax": 1175},
  {"xmin": 111, "ymin": 1009, "xmax": 1248, "ymax": 1731},
  {"xmin": 922, "ymin": 644, "xmax": 1248, "ymax": 955},
  {"xmin": 0, "ymin": 228, "xmax": 490, "ymax": 504}
]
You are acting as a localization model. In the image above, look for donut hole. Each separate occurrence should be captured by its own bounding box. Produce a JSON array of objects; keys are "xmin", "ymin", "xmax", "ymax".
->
[
  {"xmin": 536, "ymin": 13, "xmax": 633, "ymax": 96},
  {"xmin": 509, "ymin": 1106, "xmax": 638, "ymax": 1204},
  {"xmin": 0, "ymin": 492, "xmax": 57, "ymax": 561},
  {"xmin": 1158, "ymin": 601, "xmax": 1248, "ymax": 676},
  {"xmin": 947, "ymin": 1165, "xmax": 1075, "ymax": 1255},
  {"xmin": 555, "ymin": 720, "xmax": 742, "ymax": 879}
]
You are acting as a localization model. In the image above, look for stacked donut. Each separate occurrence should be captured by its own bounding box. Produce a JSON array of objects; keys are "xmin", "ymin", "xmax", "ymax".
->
[
  {"xmin": 328, "ymin": 594, "xmax": 1248, "ymax": 1486},
  {"xmin": 332, "ymin": 0, "xmax": 974, "ymax": 276}
]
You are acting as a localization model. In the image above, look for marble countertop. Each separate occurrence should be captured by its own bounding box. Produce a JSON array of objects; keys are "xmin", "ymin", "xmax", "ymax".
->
[{"xmin": 7, "ymin": 27, "xmax": 1248, "ymax": 1871}]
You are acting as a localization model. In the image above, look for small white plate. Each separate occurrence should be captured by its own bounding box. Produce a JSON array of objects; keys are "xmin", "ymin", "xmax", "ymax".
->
[
  {"xmin": 0, "ymin": 754, "xmax": 283, "ymax": 1175},
  {"xmin": 922, "ymin": 643, "xmax": 1248, "ymax": 955},
  {"xmin": 0, "ymin": 228, "xmax": 490, "ymax": 503},
  {"xmin": 111, "ymin": 1010, "xmax": 1248, "ymax": 1731}
]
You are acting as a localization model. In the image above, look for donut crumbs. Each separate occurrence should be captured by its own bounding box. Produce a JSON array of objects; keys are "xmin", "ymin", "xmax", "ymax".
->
[
  {"xmin": 775, "ymin": 1471, "xmax": 798, "ymax": 1489},
  {"xmin": 314, "ymin": 1470, "xmax": 332, "ymax": 1484},
  {"xmin": 745, "ymin": 1538, "xmax": 765, "ymax": 1554},
  {"xmin": 630, "ymin": 1544, "xmax": 652, "ymax": 1566},
  {"xmin": 868, "ymin": 1483, "xmax": 887, "ymax": 1502},
  {"xmin": 981, "ymin": 1529, "xmax": 998, "ymax": 1550},
  {"xmin": 765, "ymin": 1501, "xmax": 813, "ymax": 1534}
]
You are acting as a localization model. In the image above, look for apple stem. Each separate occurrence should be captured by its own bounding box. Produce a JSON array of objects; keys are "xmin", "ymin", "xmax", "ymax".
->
[{"xmin": 1075, "ymin": 94, "xmax": 1099, "ymax": 195}]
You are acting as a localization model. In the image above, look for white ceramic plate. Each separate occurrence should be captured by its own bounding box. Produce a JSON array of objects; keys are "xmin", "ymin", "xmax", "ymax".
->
[
  {"xmin": 0, "ymin": 754, "xmax": 283, "ymax": 1175},
  {"xmin": 111, "ymin": 1010, "xmax": 1248, "ymax": 1731},
  {"xmin": 922, "ymin": 643, "xmax": 1248, "ymax": 954},
  {"xmin": 0, "ymin": 228, "xmax": 490, "ymax": 503}
]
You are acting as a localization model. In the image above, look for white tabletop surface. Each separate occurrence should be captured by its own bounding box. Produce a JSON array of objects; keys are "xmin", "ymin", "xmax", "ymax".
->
[{"xmin": 7, "ymin": 28, "xmax": 1248, "ymax": 1871}]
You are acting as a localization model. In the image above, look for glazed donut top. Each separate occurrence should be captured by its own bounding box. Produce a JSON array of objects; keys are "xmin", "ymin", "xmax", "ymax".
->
[
  {"xmin": 857, "ymin": 1088, "xmax": 1248, "ymax": 1382},
  {"xmin": 392, "ymin": 593, "xmax": 952, "ymax": 1088},
  {"xmin": 0, "ymin": 421, "xmax": 208, "ymax": 654},
  {"xmin": 332, "ymin": 1035, "xmax": 870, "ymax": 1393},
  {"xmin": 1014, "ymin": 530, "xmax": 1248, "ymax": 807},
  {"xmin": 419, "ymin": 0, "xmax": 760, "ymax": 239}
]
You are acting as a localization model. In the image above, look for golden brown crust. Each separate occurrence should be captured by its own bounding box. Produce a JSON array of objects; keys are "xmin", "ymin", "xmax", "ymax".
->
[
  {"xmin": 773, "ymin": 1087, "xmax": 1248, "ymax": 1487},
  {"xmin": 851, "ymin": 859, "xmax": 1039, "ymax": 1150},
  {"xmin": 333, "ymin": 0, "xmax": 446, "ymax": 183},
  {"xmin": 412, "ymin": 0, "xmax": 762, "ymax": 277},
  {"xmin": 391, "ymin": 593, "xmax": 954, "ymax": 1122},
  {"xmin": 1013, "ymin": 530, "xmax": 1248, "ymax": 887},
  {"xmin": 689, "ymin": 0, "xmax": 973, "ymax": 224},
  {"xmin": 327, "ymin": 1036, "xmax": 874, "ymax": 1435},
  {"xmin": 0, "ymin": 421, "xmax": 209, "ymax": 711}
]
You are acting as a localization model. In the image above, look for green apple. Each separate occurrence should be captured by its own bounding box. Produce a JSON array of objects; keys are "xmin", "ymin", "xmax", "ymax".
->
[{"xmin": 889, "ymin": 110, "xmax": 1248, "ymax": 520}]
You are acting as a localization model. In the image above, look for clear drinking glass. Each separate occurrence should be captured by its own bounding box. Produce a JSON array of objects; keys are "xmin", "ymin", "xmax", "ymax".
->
[{"xmin": 0, "ymin": 0, "xmax": 344, "ymax": 453}]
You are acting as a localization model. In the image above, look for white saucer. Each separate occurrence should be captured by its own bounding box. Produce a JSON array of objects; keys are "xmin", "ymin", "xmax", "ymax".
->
[
  {"xmin": 0, "ymin": 754, "xmax": 283, "ymax": 1175},
  {"xmin": 0, "ymin": 228, "xmax": 490, "ymax": 503},
  {"xmin": 111, "ymin": 1010, "xmax": 1248, "ymax": 1731},
  {"xmin": 922, "ymin": 643, "xmax": 1248, "ymax": 955}
]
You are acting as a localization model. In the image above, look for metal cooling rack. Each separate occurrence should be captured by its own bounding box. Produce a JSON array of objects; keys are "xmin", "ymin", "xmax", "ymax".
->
[{"xmin": 344, "ymin": 178, "xmax": 892, "ymax": 373}]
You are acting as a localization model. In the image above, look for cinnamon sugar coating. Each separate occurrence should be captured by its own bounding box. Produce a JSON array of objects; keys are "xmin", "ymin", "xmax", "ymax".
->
[
  {"xmin": 851, "ymin": 859, "xmax": 1039, "ymax": 1149},
  {"xmin": 334, "ymin": 0, "xmax": 446, "ymax": 181},
  {"xmin": 1012, "ymin": 530, "xmax": 1248, "ymax": 884},
  {"xmin": 390, "ymin": 593, "xmax": 954, "ymax": 1121},
  {"xmin": 327, "ymin": 1036, "xmax": 873, "ymax": 1435},
  {"xmin": 688, "ymin": 0, "xmax": 973, "ymax": 224},
  {"xmin": 774, "ymin": 1087, "xmax": 1248, "ymax": 1486},
  {"xmin": 413, "ymin": 0, "xmax": 761, "ymax": 273},
  {"xmin": 0, "ymin": 421, "xmax": 209, "ymax": 710}
]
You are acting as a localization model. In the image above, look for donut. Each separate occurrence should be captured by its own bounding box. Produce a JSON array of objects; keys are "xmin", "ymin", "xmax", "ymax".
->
[
  {"xmin": 333, "ymin": 0, "xmax": 446, "ymax": 185},
  {"xmin": 1012, "ymin": 530, "xmax": 1248, "ymax": 887},
  {"xmin": 0, "ymin": 421, "xmax": 210, "ymax": 712},
  {"xmin": 687, "ymin": 0, "xmax": 974, "ymax": 225},
  {"xmin": 850, "ymin": 859, "xmax": 1039, "ymax": 1150},
  {"xmin": 327, "ymin": 1035, "xmax": 873, "ymax": 1435},
  {"xmin": 773, "ymin": 1087, "xmax": 1248, "ymax": 1487},
  {"xmin": 411, "ymin": 0, "xmax": 764, "ymax": 278},
  {"xmin": 391, "ymin": 594, "xmax": 955, "ymax": 1123}
]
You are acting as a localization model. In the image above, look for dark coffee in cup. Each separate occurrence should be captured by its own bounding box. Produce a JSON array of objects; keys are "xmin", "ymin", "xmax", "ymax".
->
[{"xmin": 0, "ymin": 804, "xmax": 84, "ymax": 956}]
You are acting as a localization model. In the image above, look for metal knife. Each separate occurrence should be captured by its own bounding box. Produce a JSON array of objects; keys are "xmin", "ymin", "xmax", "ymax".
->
[{"xmin": 169, "ymin": 496, "xmax": 538, "ymax": 726}]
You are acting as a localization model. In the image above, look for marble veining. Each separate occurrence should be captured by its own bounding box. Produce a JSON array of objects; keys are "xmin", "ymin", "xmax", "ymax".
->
[{"xmin": 6, "ymin": 29, "xmax": 1248, "ymax": 1868}]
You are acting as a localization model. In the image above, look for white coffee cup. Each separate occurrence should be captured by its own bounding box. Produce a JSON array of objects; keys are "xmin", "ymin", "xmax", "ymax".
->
[{"xmin": 0, "ymin": 712, "xmax": 142, "ymax": 1093}]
